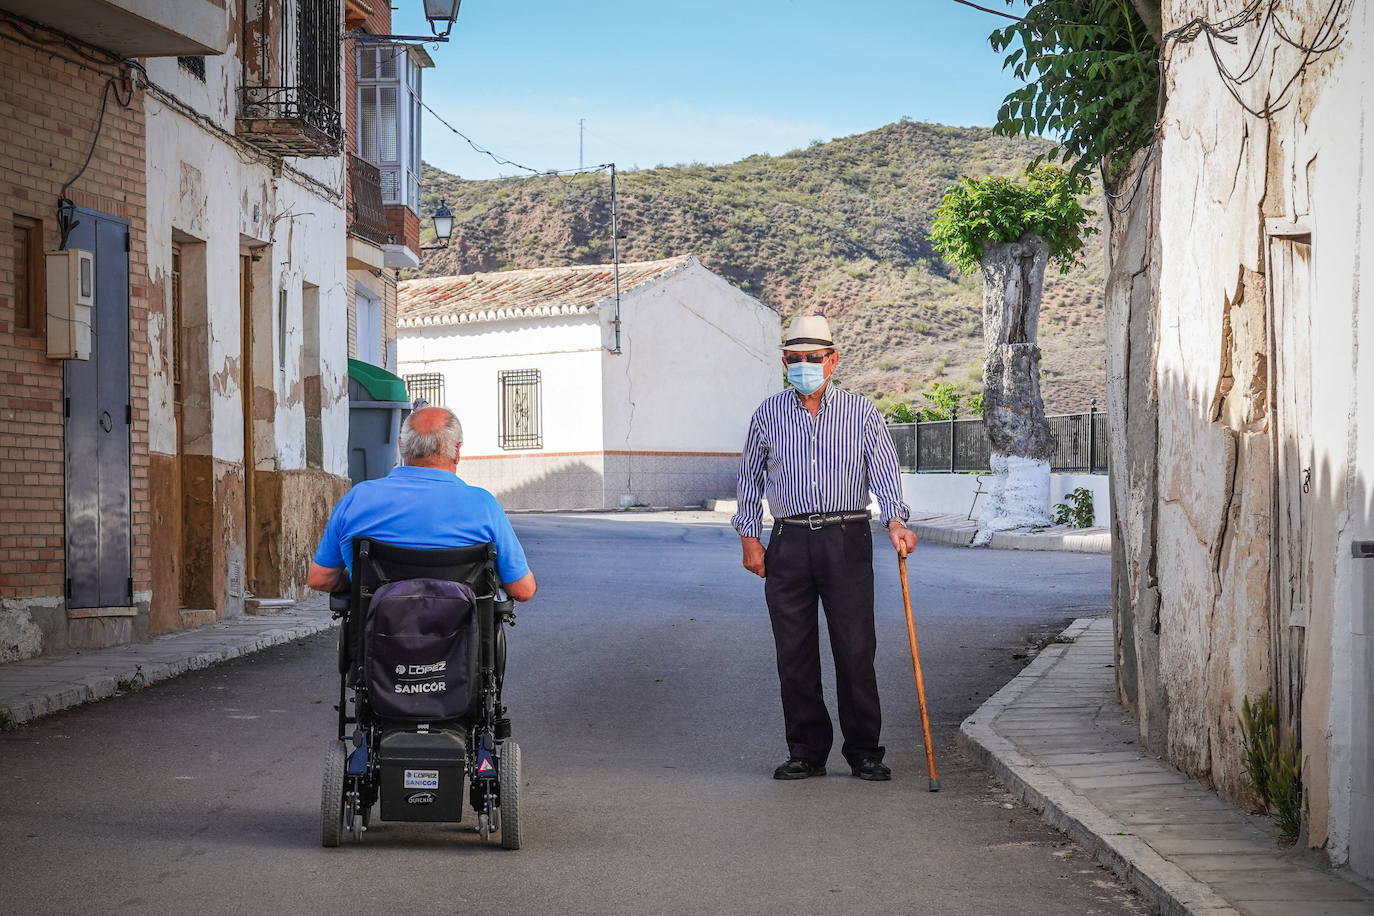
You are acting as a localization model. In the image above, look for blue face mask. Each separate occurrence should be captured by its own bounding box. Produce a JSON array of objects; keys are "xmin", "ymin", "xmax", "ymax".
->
[{"xmin": 787, "ymin": 361, "xmax": 827, "ymax": 395}]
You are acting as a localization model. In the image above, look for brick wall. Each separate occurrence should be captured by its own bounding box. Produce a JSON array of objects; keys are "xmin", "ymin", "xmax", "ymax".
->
[{"xmin": 0, "ymin": 37, "xmax": 149, "ymax": 607}]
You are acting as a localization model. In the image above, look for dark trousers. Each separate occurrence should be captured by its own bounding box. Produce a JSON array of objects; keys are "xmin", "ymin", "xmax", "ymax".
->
[{"xmin": 764, "ymin": 519, "xmax": 883, "ymax": 765}]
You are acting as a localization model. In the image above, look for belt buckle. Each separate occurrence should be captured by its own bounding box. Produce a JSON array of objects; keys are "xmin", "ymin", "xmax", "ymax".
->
[{"xmin": 806, "ymin": 514, "xmax": 824, "ymax": 530}]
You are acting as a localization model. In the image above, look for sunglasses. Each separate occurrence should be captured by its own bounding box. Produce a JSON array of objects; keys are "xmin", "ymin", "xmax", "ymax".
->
[{"xmin": 783, "ymin": 352, "xmax": 832, "ymax": 364}]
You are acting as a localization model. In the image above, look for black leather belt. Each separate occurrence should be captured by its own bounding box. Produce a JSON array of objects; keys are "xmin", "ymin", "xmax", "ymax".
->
[{"xmin": 779, "ymin": 512, "xmax": 871, "ymax": 530}]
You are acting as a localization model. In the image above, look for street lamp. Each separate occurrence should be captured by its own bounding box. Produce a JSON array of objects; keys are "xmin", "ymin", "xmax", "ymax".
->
[
  {"xmin": 433, "ymin": 200, "xmax": 454, "ymax": 242},
  {"xmin": 422, "ymin": 200, "xmax": 454, "ymax": 251},
  {"xmin": 424, "ymin": 0, "xmax": 462, "ymax": 39}
]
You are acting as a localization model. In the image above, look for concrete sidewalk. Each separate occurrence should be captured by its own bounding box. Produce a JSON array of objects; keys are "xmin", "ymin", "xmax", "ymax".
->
[
  {"xmin": 960, "ymin": 617, "xmax": 1374, "ymax": 915},
  {"xmin": 0, "ymin": 597, "xmax": 335, "ymax": 728}
]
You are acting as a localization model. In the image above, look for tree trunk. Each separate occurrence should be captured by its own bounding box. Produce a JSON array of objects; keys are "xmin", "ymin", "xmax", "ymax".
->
[{"xmin": 975, "ymin": 233, "xmax": 1055, "ymax": 543}]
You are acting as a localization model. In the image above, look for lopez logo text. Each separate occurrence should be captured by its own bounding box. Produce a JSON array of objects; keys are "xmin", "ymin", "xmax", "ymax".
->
[
  {"xmin": 408, "ymin": 661, "xmax": 447, "ymax": 676},
  {"xmin": 404, "ymin": 768, "xmax": 439, "ymax": 790}
]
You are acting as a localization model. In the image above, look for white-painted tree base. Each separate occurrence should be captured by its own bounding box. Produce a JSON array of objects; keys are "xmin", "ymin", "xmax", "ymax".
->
[{"xmin": 974, "ymin": 453, "xmax": 1052, "ymax": 545}]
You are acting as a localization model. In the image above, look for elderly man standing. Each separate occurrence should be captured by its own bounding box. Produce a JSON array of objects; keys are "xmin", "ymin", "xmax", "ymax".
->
[
  {"xmin": 307, "ymin": 406, "xmax": 536, "ymax": 601},
  {"xmin": 733, "ymin": 315, "xmax": 916, "ymax": 781}
]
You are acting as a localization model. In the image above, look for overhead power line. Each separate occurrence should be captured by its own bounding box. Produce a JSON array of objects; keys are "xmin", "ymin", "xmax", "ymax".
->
[{"xmin": 948, "ymin": 0, "xmax": 1022, "ymax": 21}]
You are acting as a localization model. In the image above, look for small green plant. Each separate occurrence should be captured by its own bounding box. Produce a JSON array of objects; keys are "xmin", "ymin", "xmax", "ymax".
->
[
  {"xmin": 116, "ymin": 666, "xmax": 146, "ymax": 694},
  {"xmin": 0, "ymin": 708, "xmax": 15, "ymax": 731},
  {"xmin": 1239, "ymin": 691, "xmax": 1304, "ymax": 843},
  {"xmin": 1269, "ymin": 743, "xmax": 1304, "ymax": 842},
  {"xmin": 1240, "ymin": 693, "xmax": 1276, "ymax": 805},
  {"xmin": 1052, "ymin": 487, "xmax": 1095, "ymax": 528},
  {"xmin": 930, "ymin": 165, "xmax": 1098, "ymax": 275}
]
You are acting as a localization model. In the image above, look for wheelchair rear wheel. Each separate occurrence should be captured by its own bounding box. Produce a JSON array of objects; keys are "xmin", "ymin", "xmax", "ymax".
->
[
  {"xmin": 498, "ymin": 741, "xmax": 522, "ymax": 850},
  {"xmin": 321, "ymin": 740, "xmax": 346, "ymax": 847}
]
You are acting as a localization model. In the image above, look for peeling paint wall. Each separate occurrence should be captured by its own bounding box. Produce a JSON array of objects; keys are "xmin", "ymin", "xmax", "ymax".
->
[
  {"xmin": 1141, "ymin": 0, "xmax": 1373, "ymax": 871},
  {"xmin": 143, "ymin": 19, "xmax": 350, "ymax": 616}
]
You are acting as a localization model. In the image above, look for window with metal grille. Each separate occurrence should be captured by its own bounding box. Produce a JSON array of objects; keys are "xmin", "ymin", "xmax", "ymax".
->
[
  {"xmin": 498, "ymin": 369, "xmax": 542, "ymax": 450},
  {"xmin": 404, "ymin": 372, "xmax": 444, "ymax": 407}
]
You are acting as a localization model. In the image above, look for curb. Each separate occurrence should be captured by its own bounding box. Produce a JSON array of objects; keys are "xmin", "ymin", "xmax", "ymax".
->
[
  {"xmin": 958, "ymin": 618, "xmax": 1241, "ymax": 916},
  {"xmin": 988, "ymin": 528, "xmax": 1111, "ymax": 554},
  {"xmin": 1, "ymin": 612, "xmax": 337, "ymax": 728},
  {"xmin": 908, "ymin": 519, "xmax": 977, "ymax": 546}
]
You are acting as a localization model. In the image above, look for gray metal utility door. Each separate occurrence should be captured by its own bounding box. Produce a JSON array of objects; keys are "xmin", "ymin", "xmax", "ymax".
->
[{"xmin": 64, "ymin": 209, "xmax": 132, "ymax": 608}]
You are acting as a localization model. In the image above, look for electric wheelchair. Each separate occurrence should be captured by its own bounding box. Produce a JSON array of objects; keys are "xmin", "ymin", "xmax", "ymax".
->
[{"xmin": 322, "ymin": 537, "xmax": 522, "ymax": 848}]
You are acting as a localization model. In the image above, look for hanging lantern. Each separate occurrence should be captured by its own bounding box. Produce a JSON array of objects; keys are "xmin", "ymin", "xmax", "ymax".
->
[{"xmin": 423, "ymin": 0, "xmax": 462, "ymax": 38}]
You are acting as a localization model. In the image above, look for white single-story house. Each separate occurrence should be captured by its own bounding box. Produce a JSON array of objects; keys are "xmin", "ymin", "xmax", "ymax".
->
[{"xmin": 397, "ymin": 255, "xmax": 781, "ymax": 510}]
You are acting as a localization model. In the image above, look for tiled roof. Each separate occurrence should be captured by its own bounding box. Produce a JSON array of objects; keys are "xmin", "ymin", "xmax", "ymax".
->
[{"xmin": 398, "ymin": 256, "xmax": 697, "ymax": 328}]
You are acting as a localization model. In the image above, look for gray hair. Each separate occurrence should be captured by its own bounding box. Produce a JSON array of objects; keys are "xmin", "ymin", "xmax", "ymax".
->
[{"xmin": 399, "ymin": 407, "xmax": 464, "ymax": 462}]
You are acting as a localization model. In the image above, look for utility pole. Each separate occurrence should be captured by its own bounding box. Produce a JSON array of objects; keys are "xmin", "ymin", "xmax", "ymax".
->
[
  {"xmin": 579, "ymin": 118, "xmax": 585, "ymax": 170},
  {"xmin": 610, "ymin": 162, "xmax": 621, "ymax": 354}
]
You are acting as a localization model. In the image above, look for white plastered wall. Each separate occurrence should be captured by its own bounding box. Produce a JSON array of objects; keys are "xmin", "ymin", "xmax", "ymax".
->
[
  {"xmin": 1156, "ymin": 0, "xmax": 1372, "ymax": 869},
  {"xmin": 397, "ymin": 314, "xmax": 606, "ymax": 507},
  {"xmin": 599, "ymin": 261, "xmax": 781, "ymax": 506},
  {"xmin": 142, "ymin": 56, "xmax": 349, "ymax": 478},
  {"xmin": 600, "ymin": 261, "xmax": 780, "ymax": 452}
]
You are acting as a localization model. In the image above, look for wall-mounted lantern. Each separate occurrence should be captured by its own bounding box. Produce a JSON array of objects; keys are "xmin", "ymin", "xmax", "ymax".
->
[{"xmin": 422, "ymin": 199, "xmax": 454, "ymax": 251}]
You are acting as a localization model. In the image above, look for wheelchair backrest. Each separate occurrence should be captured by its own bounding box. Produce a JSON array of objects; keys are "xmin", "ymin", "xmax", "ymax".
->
[
  {"xmin": 350, "ymin": 538, "xmax": 498, "ymax": 612},
  {"xmin": 345, "ymin": 538, "xmax": 500, "ymax": 721}
]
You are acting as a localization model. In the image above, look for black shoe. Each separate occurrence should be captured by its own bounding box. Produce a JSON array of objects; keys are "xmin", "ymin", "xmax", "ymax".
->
[
  {"xmin": 850, "ymin": 758, "xmax": 891, "ymax": 781},
  {"xmin": 773, "ymin": 757, "xmax": 826, "ymax": 780}
]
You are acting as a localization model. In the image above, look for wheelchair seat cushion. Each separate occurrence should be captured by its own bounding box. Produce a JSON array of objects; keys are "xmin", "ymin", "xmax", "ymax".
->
[{"xmin": 364, "ymin": 578, "xmax": 480, "ymax": 721}]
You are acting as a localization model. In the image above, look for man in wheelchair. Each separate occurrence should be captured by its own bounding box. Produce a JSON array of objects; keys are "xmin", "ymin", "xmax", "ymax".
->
[{"xmin": 307, "ymin": 407, "xmax": 536, "ymax": 848}]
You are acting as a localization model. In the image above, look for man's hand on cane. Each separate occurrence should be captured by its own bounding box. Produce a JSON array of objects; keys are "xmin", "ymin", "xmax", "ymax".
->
[{"xmin": 888, "ymin": 520, "xmax": 918, "ymax": 556}]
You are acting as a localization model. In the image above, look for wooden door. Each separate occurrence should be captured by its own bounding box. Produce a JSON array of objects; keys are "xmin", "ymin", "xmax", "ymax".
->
[
  {"xmin": 1269, "ymin": 231, "xmax": 1313, "ymax": 742},
  {"xmin": 240, "ymin": 253, "xmax": 256, "ymax": 595}
]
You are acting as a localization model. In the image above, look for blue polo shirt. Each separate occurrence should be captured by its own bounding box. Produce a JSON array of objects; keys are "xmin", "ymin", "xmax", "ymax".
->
[{"xmin": 312, "ymin": 466, "xmax": 530, "ymax": 585}]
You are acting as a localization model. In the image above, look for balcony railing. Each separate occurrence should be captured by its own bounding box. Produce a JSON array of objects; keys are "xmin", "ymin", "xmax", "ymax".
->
[
  {"xmin": 347, "ymin": 154, "xmax": 387, "ymax": 246},
  {"xmin": 237, "ymin": 0, "xmax": 343, "ymax": 157}
]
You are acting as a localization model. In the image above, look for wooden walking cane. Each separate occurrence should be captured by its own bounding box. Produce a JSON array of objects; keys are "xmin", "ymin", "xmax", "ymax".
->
[{"xmin": 898, "ymin": 542, "xmax": 940, "ymax": 791}]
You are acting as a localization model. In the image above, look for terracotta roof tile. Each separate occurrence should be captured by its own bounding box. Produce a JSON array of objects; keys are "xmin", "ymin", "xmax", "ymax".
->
[{"xmin": 398, "ymin": 255, "xmax": 696, "ymax": 327}]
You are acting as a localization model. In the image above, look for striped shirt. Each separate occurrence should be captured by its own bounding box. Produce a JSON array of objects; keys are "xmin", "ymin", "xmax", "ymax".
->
[{"xmin": 731, "ymin": 384, "xmax": 910, "ymax": 538}]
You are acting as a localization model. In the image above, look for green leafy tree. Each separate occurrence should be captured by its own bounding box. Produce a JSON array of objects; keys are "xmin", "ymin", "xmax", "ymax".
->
[
  {"xmin": 915, "ymin": 382, "xmax": 984, "ymax": 421},
  {"xmin": 989, "ymin": 0, "xmax": 1161, "ymax": 181},
  {"xmin": 930, "ymin": 165, "xmax": 1097, "ymax": 274},
  {"xmin": 885, "ymin": 402, "xmax": 919, "ymax": 424}
]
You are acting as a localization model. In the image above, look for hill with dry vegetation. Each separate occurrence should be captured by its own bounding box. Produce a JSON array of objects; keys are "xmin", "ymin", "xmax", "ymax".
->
[{"xmin": 417, "ymin": 120, "xmax": 1105, "ymax": 415}]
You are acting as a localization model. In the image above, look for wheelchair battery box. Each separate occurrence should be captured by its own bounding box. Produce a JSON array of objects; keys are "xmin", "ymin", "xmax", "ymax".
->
[{"xmin": 378, "ymin": 728, "xmax": 467, "ymax": 823}]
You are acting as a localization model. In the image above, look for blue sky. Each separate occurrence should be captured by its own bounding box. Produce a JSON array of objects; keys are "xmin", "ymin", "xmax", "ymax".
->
[{"xmin": 393, "ymin": 0, "xmax": 1023, "ymax": 180}]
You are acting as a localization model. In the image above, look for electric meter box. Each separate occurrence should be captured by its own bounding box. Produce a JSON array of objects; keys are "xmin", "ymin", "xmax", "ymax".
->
[{"xmin": 45, "ymin": 248, "xmax": 93, "ymax": 360}]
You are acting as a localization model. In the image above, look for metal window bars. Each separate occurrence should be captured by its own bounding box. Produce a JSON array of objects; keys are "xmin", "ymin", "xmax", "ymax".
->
[
  {"xmin": 237, "ymin": 0, "xmax": 343, "ymax": 157},
  {"xmin": 888, "ymin": 408, "xmax": 1108, "ymax": 474},
  {"xmin": 404, "ymin": 372, "xmax": 444, "ymax": 408},
  {"xmin": 346, "ymin": 154, "xmax": 387, "ymax": 246},
  {"xmin": 498, "ymin": 369, "xmax": 542, "ymax": 450}
]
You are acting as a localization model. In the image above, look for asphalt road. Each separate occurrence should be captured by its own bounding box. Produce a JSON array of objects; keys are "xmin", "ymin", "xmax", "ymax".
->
[{"xmin": 0, "ymin": 513, "xmax": 1147, "ymax": 916}]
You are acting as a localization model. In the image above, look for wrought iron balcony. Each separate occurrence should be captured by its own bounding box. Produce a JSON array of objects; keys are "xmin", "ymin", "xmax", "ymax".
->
[
  {"xmin": 347, "ymin": 154, "xmax": 388, "ymax": 247},
  {"xmin": 236, "ymin": 0, "xmax": 343, "ymax": 157}
]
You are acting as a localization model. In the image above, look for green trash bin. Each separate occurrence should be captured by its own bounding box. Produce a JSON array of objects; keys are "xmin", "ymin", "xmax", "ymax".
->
[{"xmin": 347, "ymin": 358, "xmax": 411, "ymax": 485}]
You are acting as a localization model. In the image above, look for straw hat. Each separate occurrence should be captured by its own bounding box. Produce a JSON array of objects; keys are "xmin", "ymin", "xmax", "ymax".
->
[{"xmin": 780, "ymin": 314, "xmax": 834, "ymax": 352}]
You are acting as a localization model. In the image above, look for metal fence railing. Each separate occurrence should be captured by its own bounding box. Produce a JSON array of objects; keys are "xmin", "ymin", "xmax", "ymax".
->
[{"xmin": 888, "ymin": 410, "xmax": 1108, "ymax": 474}]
